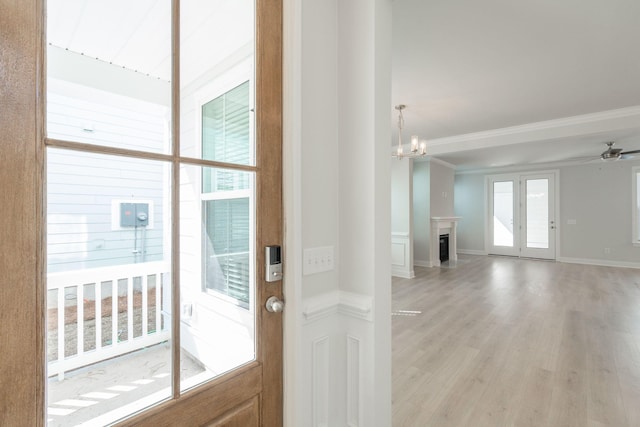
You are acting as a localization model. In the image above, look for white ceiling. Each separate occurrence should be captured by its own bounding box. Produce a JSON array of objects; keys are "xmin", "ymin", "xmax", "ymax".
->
[
  {"xmin": 46, "ymin": 0, "xmax": 640, "ymax": 170},
  {"xmin": 392, "ymin": 0, "xmax": 640, "ymax": 170},
  {"xmin": 47, "ymin": 0, "xmax": 253, "ymax": 86}
]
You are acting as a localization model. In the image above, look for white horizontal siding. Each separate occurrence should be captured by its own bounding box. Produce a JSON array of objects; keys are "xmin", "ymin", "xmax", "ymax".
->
[{"xmin": 47, "ymin": 79, "xmax": 170, "ymax": 273}]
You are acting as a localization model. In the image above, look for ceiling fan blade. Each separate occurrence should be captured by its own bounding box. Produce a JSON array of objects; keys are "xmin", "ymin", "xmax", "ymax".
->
[{"xmin": 621, "ymin": 149, "xmax": 640, "ymax": 155}]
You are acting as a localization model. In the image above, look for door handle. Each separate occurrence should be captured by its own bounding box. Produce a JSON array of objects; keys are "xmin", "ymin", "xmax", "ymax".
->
[{"xmin": 265, "ymin": 296, "xmax": 284, "ymax": 313}]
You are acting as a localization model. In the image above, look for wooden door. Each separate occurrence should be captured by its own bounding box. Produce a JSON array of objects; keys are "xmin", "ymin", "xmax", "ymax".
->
[{"xmin": 0, "ymin": 0, "xmax": 282, "ymax": 425}]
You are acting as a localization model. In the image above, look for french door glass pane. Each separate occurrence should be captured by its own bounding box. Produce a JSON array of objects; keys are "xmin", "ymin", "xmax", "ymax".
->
[
  {"xmin": 46, "ymin": 149, "xmax": 172, "ymax": 426},
  {"xmin": 493, "ymin": 181, "xmax": 514, "ymax": 247},
  {"xmin": 526, "ymin": 179, "xmax": 549, "ymax": 249},
  {"xmin": 180, "ymin": 166, "xmax": 255, "ymax": 392},
  {"xmin": 46, "ymin": 0, "xmax": 171, "ymax": 154},
  {"xmin": 180, "ymin": 0, "xmax": 255, "ymax": 165}
]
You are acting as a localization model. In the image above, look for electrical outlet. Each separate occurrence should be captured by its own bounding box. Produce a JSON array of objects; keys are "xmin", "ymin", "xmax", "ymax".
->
[{"xmin": 604, "ymin": 248, "xmax": 611, "ymax": 254}]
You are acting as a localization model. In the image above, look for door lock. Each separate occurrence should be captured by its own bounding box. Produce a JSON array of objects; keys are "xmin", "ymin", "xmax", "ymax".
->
[
  {"xmin": 265, "ymin": 246, "xmax": 283, "ymax": 282},
  {"xmin": 265, "ymin": 296, "xmax": 284, "ymax": 313}
]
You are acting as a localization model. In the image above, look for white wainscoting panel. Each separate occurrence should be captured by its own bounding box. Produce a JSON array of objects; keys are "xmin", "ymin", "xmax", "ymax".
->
[
  {"xmin": 300, "ymin": 290, "xmax": 373, "ymax": 426},
  {"xmin": 391, "ymin": 243, "xmax": 405, "ymax": 266},
  {"xmin": 312, "ymin": 336, "xmax": 330, "ymax": 427},
  {"xmin": 347, "ymin": 335, "xmax": 361, "ymax": 427},
  {"xmin": 391, "ymin": 232, "xmax": 414, "ymax": 278}
]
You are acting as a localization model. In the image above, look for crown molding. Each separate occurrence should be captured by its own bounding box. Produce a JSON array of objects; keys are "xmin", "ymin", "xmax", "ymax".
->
[
  {"xmin": 455, "ymin": 156, "xmax": 640, "ymax": 175},
  {"xmin": 427, "ymin": 156, "xmax": 456, "ymax": 169},
  {"xmin": 425, "ymin": 105, "xmax": 640, "ymax": 155},
  {"xmin": 411, "ymin": 155, "xmax": 457, "ymax": 169}
]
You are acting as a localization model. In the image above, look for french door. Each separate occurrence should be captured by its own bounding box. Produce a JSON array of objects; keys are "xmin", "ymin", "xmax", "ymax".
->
[
  {"xmin": 1, "ymin": 0, "xmax": 282, "ymax": 425},
  {"xmin": 488, "ymin": 173, "xmax": 556, "ymax": 260}
]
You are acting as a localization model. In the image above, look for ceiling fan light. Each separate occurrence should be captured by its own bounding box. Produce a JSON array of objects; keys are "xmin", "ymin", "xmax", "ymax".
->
[{"xmin": 601, "ymin": 153, "xmax": 620, "ymax": 161}]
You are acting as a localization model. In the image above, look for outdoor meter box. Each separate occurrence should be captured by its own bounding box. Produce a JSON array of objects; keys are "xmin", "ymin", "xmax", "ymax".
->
[
  {"xmin": 265, "ymin": 245, "xmax": 282, "ymax": 282},
  {"xmin": 120, "ymin": 202, "xmax": 149, "ymax": 227}
]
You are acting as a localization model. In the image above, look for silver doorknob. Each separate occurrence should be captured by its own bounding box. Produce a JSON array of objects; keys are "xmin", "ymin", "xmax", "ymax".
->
[{"xmin": 265, "ymin": 296, "xmax": 284, "ymax": 313}]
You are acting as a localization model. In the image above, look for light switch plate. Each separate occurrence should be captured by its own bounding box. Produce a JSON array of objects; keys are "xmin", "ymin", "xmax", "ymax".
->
[{"xmin": 303, "ymin": 246, "xmax": 335, "ymax": 275}]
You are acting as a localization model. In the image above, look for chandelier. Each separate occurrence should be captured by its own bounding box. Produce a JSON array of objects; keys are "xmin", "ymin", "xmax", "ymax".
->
[{"xmin": 392, "ymin": 104, "xmax": 427, "ymax": 159}]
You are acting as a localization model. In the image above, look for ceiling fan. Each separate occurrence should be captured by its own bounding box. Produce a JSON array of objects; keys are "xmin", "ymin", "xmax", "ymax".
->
[{"xmin": 599, "ymin": 141, "xmax": 640, "ymax": 161}]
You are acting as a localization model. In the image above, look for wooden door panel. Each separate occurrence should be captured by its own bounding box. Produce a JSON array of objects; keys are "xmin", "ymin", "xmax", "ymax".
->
[
  {"xmin": 0, "ymin": 0, "xmax": 45, "ymax": 424},
  {"xmin": 204, "ymin": 396, "xmax": 259, "ymax": 427},
  {"xmin": 119, "ymin": 363, "xmax": 261, "ymax": 426}
]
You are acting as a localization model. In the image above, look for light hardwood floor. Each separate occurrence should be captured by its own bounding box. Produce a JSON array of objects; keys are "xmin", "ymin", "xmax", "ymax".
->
[{"xmin": 392, "ymin": 255, "xmax": 640, "ymax": 427}]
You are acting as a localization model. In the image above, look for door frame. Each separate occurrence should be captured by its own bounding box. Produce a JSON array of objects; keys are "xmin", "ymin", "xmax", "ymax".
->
[{"xmin": 485, "ymin": 170, "xmax": 560, "ymax": 260}]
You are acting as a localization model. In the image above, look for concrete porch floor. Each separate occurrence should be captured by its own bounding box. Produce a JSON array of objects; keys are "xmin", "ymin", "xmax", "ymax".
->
[{"xmin": 47, "ymin": 343, "xmax": 206, "ymax": 426}]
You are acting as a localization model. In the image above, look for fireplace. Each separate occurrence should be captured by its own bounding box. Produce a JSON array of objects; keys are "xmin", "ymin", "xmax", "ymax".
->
[
  {"xmin": 439, "ymin": 234, "xmax": 449, "ymax": 263},
  {"xmin": 430, "ymin": 217, "xmax": 461, "ymax": 267}
]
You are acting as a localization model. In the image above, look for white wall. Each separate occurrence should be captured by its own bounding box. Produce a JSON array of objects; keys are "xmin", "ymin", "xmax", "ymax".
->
[
  {"xmin": 454, "ymin": 159, "xmax": 640, "ymax": 266},
  {"xmin": 391, "ymin": 160, "xmax": 414, "ymax": 278},
  {"xmin": 429, "ymin": 160, "xmax": 455, "ymax": 217},
  {"xmin": 559, "ymin": 160, "xmax": 640, "ymax": 265},
  {"xmin": 284, "ymin": 0, "xmax": 392, "ymax": 426},
  {"xmin": 454, "ymin": 173, "xmax": 485, "ymax": 252},
  {"xmin": 412, "ymin": 161, "xmax": 430, "ymax": 265},
  {"xmin": 412, "ymin": 159, "xmax": 456, "ymax": 266},
  {"xmin": 300, "ymin": 0, "xmax": 340, "ymax": 300},
  {"xmin": 391, "ymin": 160, "xmax": 412, "ymax": 232}
]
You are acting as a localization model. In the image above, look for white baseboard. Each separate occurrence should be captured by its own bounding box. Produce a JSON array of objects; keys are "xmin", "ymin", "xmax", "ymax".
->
[
  {"xmin": 457, "ymin": 249, "xmax": 488, "ymax": 256},
  {"xmin": 391, "ymin": 267, "xmax": 415, "ymax": 279},
  {"xmin": 557, "ymin": 257, "xmax": 640, "ymax": 269},
  {"xmin": 414, "ymin": 260, "xmax": 432, "ymax": 268}
]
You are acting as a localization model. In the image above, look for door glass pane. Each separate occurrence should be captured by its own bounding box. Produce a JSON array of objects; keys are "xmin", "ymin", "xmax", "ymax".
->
[
  {"xmin": 47, "ymin": 0, "xmax": 171, "ymax": 154},
  {"xmin": 180, "ymin": 166, "xmax": 255, "ymax": 392},
  {"xmin": 202, "ymin": 81, "xmax": 251, "ymax": 165},
  {"xmin": 493, "ymin": 181, "xmax": 514, "ymax": 247},
  {"xmin": 46, "ymin": 149, "xmax": 172, "ymax": 426},
  {"xmin": 526, "ymin": 179, "xmax": 549, "ymax": 249},
  {"xmin": 180, "ymin": 0, "xmax": 255, "ymax": 165}
]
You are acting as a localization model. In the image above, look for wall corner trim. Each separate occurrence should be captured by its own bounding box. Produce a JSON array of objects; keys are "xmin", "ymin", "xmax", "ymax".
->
[
  {"xmin": 338, "ymin": 291, "xmax": 373, "ymax": 322},
  {"xmin": 302, "ymin": 290, "xmax": 373, "ymax": 323}
]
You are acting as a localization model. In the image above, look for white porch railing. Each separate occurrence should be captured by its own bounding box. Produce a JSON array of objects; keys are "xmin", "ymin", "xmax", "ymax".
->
[{"xmin": 47, "ymin": 261, "xmax": 170, "ymax": 380}]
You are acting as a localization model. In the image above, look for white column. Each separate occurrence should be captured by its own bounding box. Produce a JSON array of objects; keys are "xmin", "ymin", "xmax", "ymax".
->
[
  {"xmin": 430, "ymin": 220, "xmax": 441, "ymax": 267},
  {"xmin": 338, "ymin": 0, "xmax": 392, "ymax": 426},
  {"xmin": 450, "ymin": 221, "xmax": 458, "ymax": 261}
]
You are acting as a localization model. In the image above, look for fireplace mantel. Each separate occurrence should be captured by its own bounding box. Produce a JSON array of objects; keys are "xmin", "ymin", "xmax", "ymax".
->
[{"xmin": 430, "ymin": 217, "xmax": 461, "ymax": 267}]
